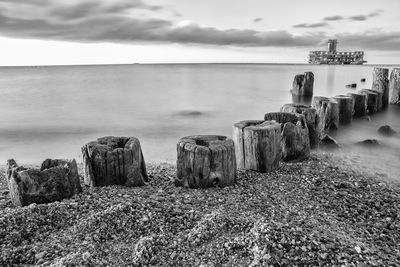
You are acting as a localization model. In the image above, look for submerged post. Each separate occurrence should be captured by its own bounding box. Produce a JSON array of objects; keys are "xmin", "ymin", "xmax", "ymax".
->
[
  {"xmin": 347, "ymin": 93, "xmax": 367, "ymax": 117},
  {"xmin": 360, "ymin": 89, "xmax": 379, "ymax": 114},
  {"xmin": 332, "ymin": 95, "xmax": 354, "ymax": 124},
  {"xmin": 389, "ymin": 68, "xmax": 400, "ymax": 105},
  {"xmin": 291, "ymin": 72, "xmax": 314, "ymax": 96},
  {"xmin": 372, "ymin": 67, "xmax": 389, "ymax": 109}
]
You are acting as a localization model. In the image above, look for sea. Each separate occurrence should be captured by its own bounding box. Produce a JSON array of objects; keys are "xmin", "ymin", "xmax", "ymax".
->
[{"xmin": 0, "ymin": 64, "xmax": 399, "ymax": 180}]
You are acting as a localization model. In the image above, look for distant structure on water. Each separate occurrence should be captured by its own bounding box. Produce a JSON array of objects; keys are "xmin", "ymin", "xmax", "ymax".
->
[{"xmin": 308, "ymin": 39, "xmax": 367, "ymax": 65}]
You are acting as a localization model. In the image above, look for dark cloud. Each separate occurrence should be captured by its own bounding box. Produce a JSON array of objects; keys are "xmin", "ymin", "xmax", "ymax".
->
[
  {"xmin": 349, "ymin": 15, "xmax": 367, "ymax": 21},
  {"xmin": 323, "ymin": 16, "xmax": 344, "ymax": 21},
  {"xmin": 293, "ymin": 22, "xmax": 328, "ymax": 28},
  {"xmin": 336, "ymin": 31, "xmax": 400, "ymax": 51},
  {"xmin": 253, "ymin": 18, "xmax": 262, "ymax": 23}
]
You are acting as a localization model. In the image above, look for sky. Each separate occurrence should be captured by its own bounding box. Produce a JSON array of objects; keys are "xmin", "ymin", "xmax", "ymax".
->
[{"xmin": 0, "ymin": 0, "xmax": 399, "ymax": 65}]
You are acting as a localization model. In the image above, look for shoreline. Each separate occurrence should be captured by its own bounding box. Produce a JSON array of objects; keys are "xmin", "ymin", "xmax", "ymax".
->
[{"xmin": 1, "ymin": 151, "xmax": 399, "ymax": 265}]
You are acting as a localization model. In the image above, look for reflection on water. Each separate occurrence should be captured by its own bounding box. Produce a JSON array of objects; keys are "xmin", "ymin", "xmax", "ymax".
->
[
  {"xmin": 291, "ymin": 95, "xmax": 312, "ymax": 106},
  {"xmin": 0, "ymin": 63, "xmax": 399, "ymax": 181}
]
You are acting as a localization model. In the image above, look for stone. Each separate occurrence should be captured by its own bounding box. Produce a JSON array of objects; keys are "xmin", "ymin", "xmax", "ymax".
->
[
  {"xmin": 280, "ymin": 103, "xmax": 320, "ymax": 149},
  {"xmin": 232, "ymin": 120, "xmax": 281, "ymax": 172},
  {"xmin": 6, "ymin": 158, "xmax": 82, "ymax": 207},
  {"xmin": 372, "ymin": 67, "xmax": 389, "ymax": 109},
  {"xmin": 311, "ymin": 96, "xmax": 339, "ymax": 133},
  {"xmin": 82, "ymin": 136, "xmax": 148, "ymax": 187},
  {"xmin": 176, "ymin": 135, "xmax": 236, "ymax": 188},
  {"xmin": 291, "ymin": 72, "xmax": 314, "ymax": 96},
  {"xmin": 264, "ymin": 112, "xmax": 310, "ymax": 161},
  {"xmin": 361, "ymin": 78, "xmax": 366, "ymax": 82},
  {"xmin": 389, "ymin": 68, "xmax": 400, "ymax": 104},
  {"xmin": 356, "ymin": 139, "xmax": 380, "ymax": 147},
  {"xmin": 319, "ymin": 135, "xmax": 339, "ymax": 149},
  {"xmin": 378, "ymin": 125, "xmax": 397, "ymax": 136},
  {"xmin": 332, "ymin": 95, "xmax": 354, "ymax": 124}
]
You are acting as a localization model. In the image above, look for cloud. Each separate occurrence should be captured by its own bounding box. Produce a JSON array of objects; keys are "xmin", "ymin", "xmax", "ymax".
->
[
  {"xmin": 293, "ymin": 22, "xmax": 328, "ymax": 28},
  {"xmin": 253, "ymin": 18, "xmax": 262, "ymax": 23},
  {"xmin": 323, "ymin": 16, "xmax": 344, "ymax": 21},
  {"xmin": 349, "ymin": 15, "xmax": 368, "ymax": 21},
  {"xmin": 325, "ymin": 9, "xmax": 384, "ymax": 22},
  {"xmin": 336, "ymin": 31, "xmax": 400, "ymax": 51}
]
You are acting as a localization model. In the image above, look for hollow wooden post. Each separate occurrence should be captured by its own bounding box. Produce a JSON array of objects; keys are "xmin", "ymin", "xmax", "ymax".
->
[
  {"xmin": 347, "ymin": 93, "xmax": 367, "ymax": 117},
  {"xmin": 390, "ymin": 68, "xmax": 400, "ymax": 104},
  {"xmin": 332, "ymin": 95, "xmax": 354, "ymax": 124},
  {"xmin": 233, "ymin": 120, "xmax": 281, "ymax": 172},
  {"xmin": 372, "ymin": 67, "xmax": 389, "ymax": 109},
  {"xmin": 359, "ymin": 89, "xmax": 379, "ymax": 114},
  {"xmin": 311, "ymin": 96, "xmax": 339, "ymax": 133},
  {"xmin": 176, "ymin": 135, "xmax": 236, "ymax": 188},
  {"xmin": 280, "ymin": 104, "xmax": 320, "ymax": 149},
  {"xmin": 82, "ymin": 136, "xmax": 148, "ymax": 187},
  {"xmin": 291, "ymin": 72, "xmax": 314, "ymax": 96}
]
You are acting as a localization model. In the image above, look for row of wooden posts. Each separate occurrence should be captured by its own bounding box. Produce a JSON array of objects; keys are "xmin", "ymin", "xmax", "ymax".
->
[{"xmin": 6, "ymin": 67, "xmax": 400, "ymax": 206}]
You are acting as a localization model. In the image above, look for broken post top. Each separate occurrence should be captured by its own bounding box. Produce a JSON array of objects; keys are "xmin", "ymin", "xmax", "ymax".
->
[
  {"xmin": 264, "ymin": 112, "xmax": 308, "ymax": 129},
  {"xmin": 88, "ymin": 136, "xmax": 140, "ymax": 151},
  {"xmin": 178, "ymin": 135, "xmax": 232, "ymax": 148}
]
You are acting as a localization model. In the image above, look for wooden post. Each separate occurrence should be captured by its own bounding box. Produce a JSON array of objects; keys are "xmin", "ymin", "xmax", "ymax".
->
[
  {"xmin": 390, "ymin": 68, "xmax": 400, "ymax": 104},
  {"xmin": 311, "ymin": 96, "xmax": 339, "ymax": 133},
  {"xmin": 176, "ymin": 135, "xmax": 236, "ymax": 188},
  {"xmin": 280, "ymin": 104, "xmax": 320, "ymax": 149},
  {"xmin": 264, "ymin": 112, "xmax": 310, "ymax": 161},
  {"xmin": 347, "ymin": 93, "xmax": 367, "ymax": 117},
  {"xmin": 372, "ymin": 67, "xmax": 389, "ymax": 109},
  {"xmin": 359, "ymin": 89, "xmax": 379, "ymax": 114},
  {"xmin": 82, "ymin": 136, "xmax": 148, "ymax": 187},
  {"xmin": 291, "ymin": 72, "xmax": 314, "ymax": 96},
  {"xmin": 233, "ymin": 120, "xmax": 281, "ymax": 172},
  {"xmin": 332, "ymin": 95, "xmax": 354, "ymax": 124}
]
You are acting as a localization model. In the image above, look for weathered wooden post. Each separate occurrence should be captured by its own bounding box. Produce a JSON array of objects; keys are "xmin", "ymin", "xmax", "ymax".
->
[
  {"xmin": 233, "ymin": 120, "xmax": 281, "ymax": 172},
  {"xmin": 6, "ymin": 158, "xmax": 82, "ymax": 207},
  {"xmin": 291, "ymin": 72, "xmax": 314, "ymax": 96},
  {"xmin": 82, "ymin": 136, "xmax": 148, "ymax": 187},
  {"xmin": 176, "ymin": 135, "xmax": 236, "ymax": 188},
  {"xmin": 372, "ymin": 67, "xmax": 389, "ymax": 109},
  {"xmin": 390, "ymin": 68, "xmax": 400, "ymax": 104},
  {"xmin": 311, "ymin": 96, "xmax": 339, "ymax": 133},
  {"xmin": 347, "ymin": 93, "xmax": 367, "ymax": 117},
  {"xmin": 360, "ymin": 89, "xmax": 379, "ymax": 114},
  {"xmin": 264, "ymin": 112, "xmax": 310, "ymax": 161},
  {"xmin": 280, "ymin": 104, "xmax": 320, "ymax": 148},
  {"xmin": 332, "ymin": 95, "xmax": 354, "ymax": 124}
]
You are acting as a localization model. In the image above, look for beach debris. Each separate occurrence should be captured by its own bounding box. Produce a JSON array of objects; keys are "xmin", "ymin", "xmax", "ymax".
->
[
  {"xmin": 81, "ymin": 136, "xmax": 148, "ymax": 187},
  {"xmin": 332, "ymin": 95, "xmax": 354, "ymax": 125},
  {"xmin": 6, "ymin": 158, "xmax": 81, "ymax": 207},
  {"xmin": 319, "ymin": 134, "xmax": 339, "ymax": 149},
  {"xmin": 176, "ymin": 135, "xmax": 236, "ymax": 188},
  {"xmin": 378, "ymin": 125, "xmax": 397, "ymax": 136},
  {"xmin": 347, "ymin": 93, "xmax": 367, "ymax": 117},
  {"xmin": 356, "ymin": 139, "xmax": 380, "ymax": 147},
  {"xmin": 359, "ymin": 89, "xmax": 380, "ymax": 114},
  {"xmin": 311, "ymin": 96, "xmax": 339, "ymax": 134},
  {"xmin": 264, "ymin": 112, "xmax": 310, "ymax": 161},
  {"xmin": 280, "ymin": 104, "xmax": 320, "ymax": 149},
  {"xmin": 389, "ymin": 68, "xmax": 400, "ymax": 104},
  {"xmin": 345, "ymin": 83, "xmax": 357, "ymax": 88},
  {"xmin": 291, "ymin": 72, "xmax": 314, "ymax": 96},
  {"xmin": 233, "ymin": 120, "xmax": 281, "ymax": 172},
  {"xmin": 372, "ymin": 67, "xmax": 389, "ymax": 109}
]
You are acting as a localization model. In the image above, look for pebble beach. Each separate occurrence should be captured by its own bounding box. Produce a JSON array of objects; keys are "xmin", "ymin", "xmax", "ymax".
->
[{"xmin": 1, "ymin": 151, "xmax": 399, "ymax": 266}]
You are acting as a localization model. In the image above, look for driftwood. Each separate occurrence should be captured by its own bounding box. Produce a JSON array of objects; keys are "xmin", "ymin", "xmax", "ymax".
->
[
  {"xmin": 372, "ymin": 67, "xmax": 389, "ymax": 109},
  {"xmin": 264, "ymin": 112, "xmax": 310, "ymax": 161},
  {"xmin": 332, "ymin": 95, "xmax": 354, "ymax": 124},
  {"xmin": 291, "ymin": 72, "xmax": 314, "ymax": 96},
  {"xmin": 359, "ymin": 89, "xmax": 379, "ymax": 114},
  {"xmin": 347, "ymin": 93, "xmax": 367, "ymax": 117},
  {"xmin": 176, "ymin": 135, "xmax": 236, "ymax": 188},
  {"xmin": 233, "ymin": 120, "xmax": 281, "ymax": 172},
  {"xmin": 280, "ymin": 104, "xmax": 320, "ymax": 149},
  {"xmin": 6, "ymin": 158, "xmax": 81, "ymax": 207},
  {"xmin": 311, "ymin": 96, "xmax": 339, "ymax": 133},
  {"xmin": 82, "ymin": 136, "xmax": 148, "ymax": 187},
  {"xmin": 390, "ymin": 68, "xmax": 400, "ymax": 104}
]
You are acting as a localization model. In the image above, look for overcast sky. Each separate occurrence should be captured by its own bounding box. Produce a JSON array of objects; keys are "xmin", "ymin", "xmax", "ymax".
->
[{"xmin": 0, "ymin": 0, "xmax": 399, "ymax": 65}]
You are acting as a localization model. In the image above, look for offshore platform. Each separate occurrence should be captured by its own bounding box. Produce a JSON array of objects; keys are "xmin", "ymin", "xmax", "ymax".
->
[{"xmin": 308, "ymin": 39, "xmax": 366, "ymax": 65}]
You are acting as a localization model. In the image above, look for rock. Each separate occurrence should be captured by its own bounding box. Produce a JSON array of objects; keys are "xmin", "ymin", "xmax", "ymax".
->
[
  {"xmin": 347, "ymin": 93, "xmax": 367, "ymax": 117},
  {"xmin": 280, "ymin": 103, "xmax": 320, "ymax": 149},
  {"xmin": 311, "ymin": 96, "xmax": 339, "ymax": 133},
  {"xmin": 378, "ymin": 125, "xmax": 397, "ymax": 136},
  {"xmin": 82, "ymin": 136, "xmax": 148, "ymax": 187},
  {"xmin": 332, "ymin": 95, "xmax": 354, "ymax": 124},
  {"xmin": 291, "ymin": 72, "xmax": 314, "ymax": 96},
  {"xmin": 372, "ymin": 67, "xmax": 389, "ymax": 109},
  {"xmin": 389, "ymin": 68, "xmax": 400, "ymax": 104},
  {"xmin": 6, "ymin": 158, "xmax": 82, "ymax": 207},
  {"xmin": 356, "ymin": 139, "xmax": 380, "ymax": 147},
  {"xmin": 319, "ymin": 135, "xmax": 339, "ymax": 149},
  {"xmin": 176, "ymin": 135, "xmax": 236, "ymax": 188},
  {"xmin": 232, "ymin": 120, "xmax": 282, "ymax": 172},
  {"xmin": 346, "ymin": 83, "xmax": 357, "ymax": 88},
  {"xmin": 264, "ymin": 112, "xmax": 310, "ymax": 161}
]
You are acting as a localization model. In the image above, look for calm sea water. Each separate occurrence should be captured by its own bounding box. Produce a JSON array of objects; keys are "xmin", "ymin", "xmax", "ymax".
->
[{"xmin": 0, "ymin": 64, "xmax": 399, "ymax": 179}]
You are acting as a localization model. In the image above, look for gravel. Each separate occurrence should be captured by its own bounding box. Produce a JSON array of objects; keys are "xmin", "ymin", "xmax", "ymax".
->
[{"xmin": 0, "ymin": 152, "xmax": 399, "ymax": 266}]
